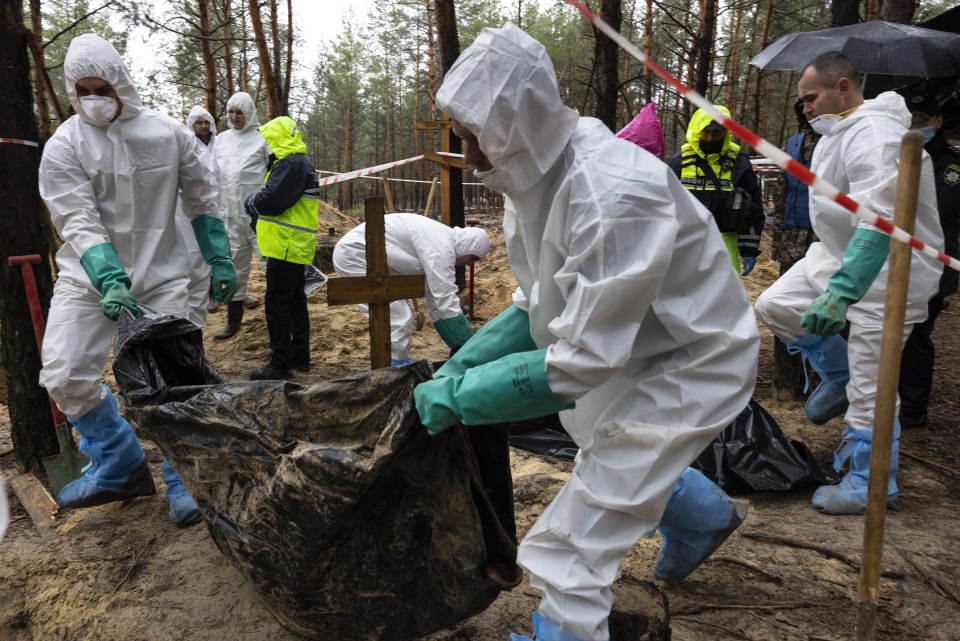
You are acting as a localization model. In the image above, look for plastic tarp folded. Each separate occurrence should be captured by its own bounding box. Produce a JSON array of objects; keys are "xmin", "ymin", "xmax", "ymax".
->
[
  {"xmin": 692, "ymin": 400, "xmax": 839, "ymax": 494},
  {"xmin": 112, "ymin": 310, "xmax": 520, "ymax": 640},
  {"xmin": 509, "ymin": 401, "xmax": 838, "ymax": 494}
]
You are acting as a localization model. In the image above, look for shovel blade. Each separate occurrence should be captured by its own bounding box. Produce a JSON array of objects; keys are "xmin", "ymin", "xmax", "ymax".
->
[{"xmin": 43, "ymin": 423, "xmax": 89, "ymax": 497}]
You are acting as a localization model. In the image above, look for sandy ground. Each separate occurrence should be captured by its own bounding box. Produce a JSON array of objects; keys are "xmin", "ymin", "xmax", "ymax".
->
[{"xmin": 2, "ymin": 211, "xmax": 960, "ymax": 641}]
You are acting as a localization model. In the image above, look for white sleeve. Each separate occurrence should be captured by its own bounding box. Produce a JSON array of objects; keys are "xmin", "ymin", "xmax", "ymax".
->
[
  {"xmin": 545, "ymin": 193, "xmax": 680, "ymax": 400},
  {"xmin": 39, "ymin": 131, "xmax": 111, "ymax": 256}
]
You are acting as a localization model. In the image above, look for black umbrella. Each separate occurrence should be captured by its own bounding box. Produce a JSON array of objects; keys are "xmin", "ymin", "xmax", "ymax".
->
[{"xmin": 749, "ymin": 21, "xmax": 960, "ymax": 78}]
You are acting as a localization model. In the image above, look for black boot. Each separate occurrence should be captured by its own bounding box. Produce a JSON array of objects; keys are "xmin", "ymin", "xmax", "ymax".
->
[{"xmin": 214, "ymin": 300, "xmax": 244, "ymax": 340}]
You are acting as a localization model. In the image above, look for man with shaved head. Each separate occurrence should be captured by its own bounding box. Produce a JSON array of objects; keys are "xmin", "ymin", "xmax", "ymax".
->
[{"xmin": 756, "ymin": 51, "xmax": 943, "ymax": 515}]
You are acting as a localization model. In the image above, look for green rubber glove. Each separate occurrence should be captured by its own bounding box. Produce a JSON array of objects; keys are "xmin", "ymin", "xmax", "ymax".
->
[
  {"xmin": 191, "ymin": 213, "xmax": 238, "ymax": 303},
  {"xmin": 433, "ymin": 314, "xmax": 474, "ymax": 351},
  {"xmin": 433, "ymin": 305, "xmax": 538, "ymax": 379},
  {"xmin": 802, "ymin": 228, "xmax": 891, "ymax": 336},
  {"xmin": 415, "ymin": 348, "xmax": 575, "ymax": 436},
  {"xmin": 79, "ymin": 242, "xmax": 140, "ymax": 321}
]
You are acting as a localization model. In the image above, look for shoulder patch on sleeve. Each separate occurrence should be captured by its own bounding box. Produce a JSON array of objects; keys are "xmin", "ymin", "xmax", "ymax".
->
[{"xmin": 944, "ymin": 164, "xmax": 960, "ymax": 186}]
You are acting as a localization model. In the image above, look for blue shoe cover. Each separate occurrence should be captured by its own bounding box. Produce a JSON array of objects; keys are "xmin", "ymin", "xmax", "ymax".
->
[
  {"xmin": 162, "ymin": 459, "xmax": 202, "ymax": 528},
  {"xmin": 508, "ymin": 611, "xmax": 587, "ymax": 641},
  {"xmin": 805, "ymin": 380, "xmax": 849, "ymax": 424},
  {"xmin": 390, "ymin": 357, "xmax": 417, "ymax": 367},
  {"xmin": 812, "ymin": 424, "xmax": 899, "ymax": 515},
  {"xmin": 57, "ymin": 387, "xmax": 156, "ymax": 509},
  {"xmin": 787, "ymin": 334, "xmax": 850, "ymax": 424},
  {"xmin": 653, "ymin": 468, "xmax": 749, "ymax": 581}
]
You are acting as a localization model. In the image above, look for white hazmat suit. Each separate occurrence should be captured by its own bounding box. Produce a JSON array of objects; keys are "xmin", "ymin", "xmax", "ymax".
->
[
  {"xmin": 214, "ymin": 92, "xmax": 270, "ymax": 302},
  {"xmin": 756, "ymin": 92, "xmax": 943, "ymax": 429},
  {"xmin": 435, "ymin": 23, "xmax": 759, "ymax": 641},
  {"xmin": 332, "ymin": 213, "xmax": 490, "ymax": 362},
  {"xmin": 174, "ymin": 105, "xmax": 221, "ymax": 327},
  {"xmin": 39, "ymin": 35, "xmax": 220, "ymax": 418}
]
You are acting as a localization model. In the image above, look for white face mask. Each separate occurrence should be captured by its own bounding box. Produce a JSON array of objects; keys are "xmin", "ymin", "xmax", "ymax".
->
[
  {"xmin": 807, "ymin": 113, "xmax": 843, "ymax": 136},
  {"xmin": 80, "ymin": 95, "xmax": 119, "ymax": 125},
  {"xmin": 474, "ymin": 167, "xmax": 512, "ymax": 195}
]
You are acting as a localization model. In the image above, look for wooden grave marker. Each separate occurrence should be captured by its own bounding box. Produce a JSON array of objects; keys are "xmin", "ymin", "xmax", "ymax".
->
[{"xmin": 326, "ymin": 197, "xmax": 425, "ymax": 369}]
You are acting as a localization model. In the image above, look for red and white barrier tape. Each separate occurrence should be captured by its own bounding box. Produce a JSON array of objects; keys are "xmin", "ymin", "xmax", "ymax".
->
[
  {"xmin": 0, "ymin": 138, "xmax": 39, "ymax": 148},
  {"xmin": 564, "ymin": 0, "xmax": 960, "ymax": 273},
  {"xmin": 318, "ymin": 155, "xmax": 425, "ymax": 186}
]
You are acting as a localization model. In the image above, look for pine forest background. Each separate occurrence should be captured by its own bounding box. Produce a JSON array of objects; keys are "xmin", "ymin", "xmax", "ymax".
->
[{"xmin": 23, "ymin": 0, "xmax": 958, "ymax": 216}]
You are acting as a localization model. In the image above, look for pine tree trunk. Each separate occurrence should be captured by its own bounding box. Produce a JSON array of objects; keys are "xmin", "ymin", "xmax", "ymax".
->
[
  {"xmin": 693, "ymin": 0, "xmax": 717, "ymax": 97},
  {"xmin": 594, "ymin": 0, "xmax": 621, "ymax": 131},
  {"xmin": 248, "ymin": 0, "xmax": 280, "ymax": 118},
  {"xmin": 199, "ymin": 0, "xmax": 218, "ymax": 118},
  {"xmin": 0, "ymin": 0, "xmax": 59, "ymax": 472},
  {"xmin": 434, "ymin": 0, "xmax": 464, "ymax": 232},
  {"xmin": 831, "ymin": 0, "xmax": 859, "ymax": 27}
]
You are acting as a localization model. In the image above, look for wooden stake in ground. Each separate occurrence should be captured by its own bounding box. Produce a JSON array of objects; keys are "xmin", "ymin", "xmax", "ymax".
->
[
  {"xmin": 856, "ymin": 131, "xmax": 925, "ymax": 641},
  {"xmin": 326, "ymin": 197, "xmax": 425, "ymax": 369}
]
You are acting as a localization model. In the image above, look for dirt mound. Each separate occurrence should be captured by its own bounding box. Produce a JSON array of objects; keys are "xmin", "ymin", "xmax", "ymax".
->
[{"xmin": 3, "ymin": 216, "xmax": 960, "ymax": 640}]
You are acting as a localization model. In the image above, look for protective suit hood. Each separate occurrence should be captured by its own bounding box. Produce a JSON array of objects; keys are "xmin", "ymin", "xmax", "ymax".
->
[
  {"xmin": 225, "ymin": 92, "xmax": 261, "ymax": 131},
  {"xmin": 685, "ymin": 106, "xmax": 737, "ymax": 157},
  {"xmin": 259, "ymin": 116, "xmax": 306, "ymax": 159},
  {"xmin": 436, "ymin": 22, "xmax": 580, "ymax": 195},
  {"xmin": 616, "ymin": 102, "xmax": 664, "ymax": 159},
  {"xmin": 187, "ymin": 105, "xmax": 217, "ymax": 139},
  {"xmin": 64, "ymin": 34, "xmax": 144, "ymax": 125},
  {"xmin": 819, "ymin": 91, "xmax": 910, "ymax": 136},
  {"xmin": 451, "ymin": 227, "xmax": 490, "ymax": 260}
]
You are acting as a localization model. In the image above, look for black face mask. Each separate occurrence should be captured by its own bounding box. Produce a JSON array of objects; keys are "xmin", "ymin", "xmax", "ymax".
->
[{"xmin": 700, "ymin": 139, "xmax": 723, "ymax": 154}]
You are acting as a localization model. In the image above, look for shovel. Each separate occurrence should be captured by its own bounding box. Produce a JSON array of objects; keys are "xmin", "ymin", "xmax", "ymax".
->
[{"xmin": 8, "ymin": 254, "xmax": 89, "ymax": 495}]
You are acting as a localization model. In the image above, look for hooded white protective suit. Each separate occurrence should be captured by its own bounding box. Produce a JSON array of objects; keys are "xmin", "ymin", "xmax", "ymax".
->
[
  {"xmin": 38, "ymin": 34, "xmax": 219, "ymax": 418},
  {"xmin": 174, "ymin": 105, "xmax": 221, "ymax": 326},
  {"xmin": 213, "ymin": 92, "xmax": 270, "ymax": 301},
  {"xmin": 437, "ymin": 23, "xmax": 759, "ymax": 641},
  {"xmin": 756, "ymin": 91, "xmax": 943, "ymax": 428},
  {"xmin": 332, "ymin": 213, "xmax": 490, "ymax": 361}
]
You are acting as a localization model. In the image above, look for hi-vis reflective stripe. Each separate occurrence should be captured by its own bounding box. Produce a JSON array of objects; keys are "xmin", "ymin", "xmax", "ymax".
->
[
  {"xmin": 564, "ymin": 0, "xmax": 960, "ymax": 273},
  {"xmin": 257, "ymin": 217, "xmax": 317, "ymax": 234},
  {"xmin": 0, "ymin": 138, "xmax": 39, "ymax": 148}
]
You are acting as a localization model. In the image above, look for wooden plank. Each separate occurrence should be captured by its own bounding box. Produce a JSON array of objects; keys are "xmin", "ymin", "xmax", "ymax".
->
[
  {"xmin": 422, "ymin": 150, "xmax": 468, "ymax": 171},
  {"xmin": 326, "ymin": 275, "xmax": 424, "ymax": 305},
  {"xmin": 8, "ymin": 473, "xmax": 57, "ymax": 538},
  {"xmin": 439, "ymin": 125, "xmax": 452, "ymax": 225},
  {"xmin": 424, "ymin": 175, "xmax": 439, "ymax": 216},
  {"xmin": 414, "ymin": 120, "xmax": 452, "ymax": 131},
  {"xmin": 365, "ymin": 199, "xmax": 392, "ymax": 369},
  {"xmin": 381, "ymin": 176, "xmax": 396, "ymax": 212}
]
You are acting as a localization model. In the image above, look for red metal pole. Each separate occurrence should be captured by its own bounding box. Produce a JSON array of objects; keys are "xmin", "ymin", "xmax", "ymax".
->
[
  {"xmin": 466, "ymin": 218, "xmax": 480, "ymax": 319},
  {"xmin": 8, "ymin": 254, "xmax": 67, "ymax": 424}
]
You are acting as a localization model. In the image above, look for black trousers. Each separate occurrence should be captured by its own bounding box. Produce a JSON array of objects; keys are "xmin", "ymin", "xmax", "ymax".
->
[
  {"xmin": 899, "ymin": 294, "xmax": 946, "ymax": 417},
  {"xmin": 265, "ymin": 257, "xmax": 310, "ymax": 369}
]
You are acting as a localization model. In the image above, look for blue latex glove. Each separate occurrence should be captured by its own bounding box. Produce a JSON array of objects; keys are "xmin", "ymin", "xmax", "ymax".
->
[
  {"xmin": 433, "ymin": 314, "xmax": 474, "ymax": 351},
  {"xmin": 79, "ymin": 242, "xmax": 140, "ymax": 321},
  {"xmin": 415, "ymin": 348, "xmax": 574, "ymax": 435},
  {"xmin": 433, "ymin": 305, "xmax": 537, "ymax": 379},
  {"xmin": 191, "ymin": 213, "xmax": 239, "ymax": 303},
  {"xmin": 802, "ymin": 228, "xmax": 890, "ymax": 336},
  {"xmin": 741, "ymin": 255, "xmax": 756, "ymax": 276}
]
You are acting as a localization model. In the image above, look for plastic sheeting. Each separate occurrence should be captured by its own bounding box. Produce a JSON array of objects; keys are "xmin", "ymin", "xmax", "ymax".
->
[
  {"xmin": 112, "ymin": 310, "xmax": 519, "ymax": 640},
  {"xmin": 509, "ymin": 401, "xmax": 838, "ymax": 494},
  {"xmin": 692, "ymin": 400, "xmax": 839, "ymax": 494}
]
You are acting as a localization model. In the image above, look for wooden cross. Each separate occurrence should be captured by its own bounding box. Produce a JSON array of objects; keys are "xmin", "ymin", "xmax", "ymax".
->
[
  {"xmin": 326, "ymin": 197, "xmax": 426, "ymax": 369},
  {"xmin": 415, "ymin": 114, "xmax": 466, "ymax": 228}
]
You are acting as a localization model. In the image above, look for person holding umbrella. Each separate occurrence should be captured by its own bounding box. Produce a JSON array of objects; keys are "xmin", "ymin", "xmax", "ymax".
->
[
  {"xmin": 756, "ymin": 52, "xmax": 943, "ymax": 515},
  {"xmin": 898, "ymin": 94, "xmax": 960, "ymax": 429}
]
